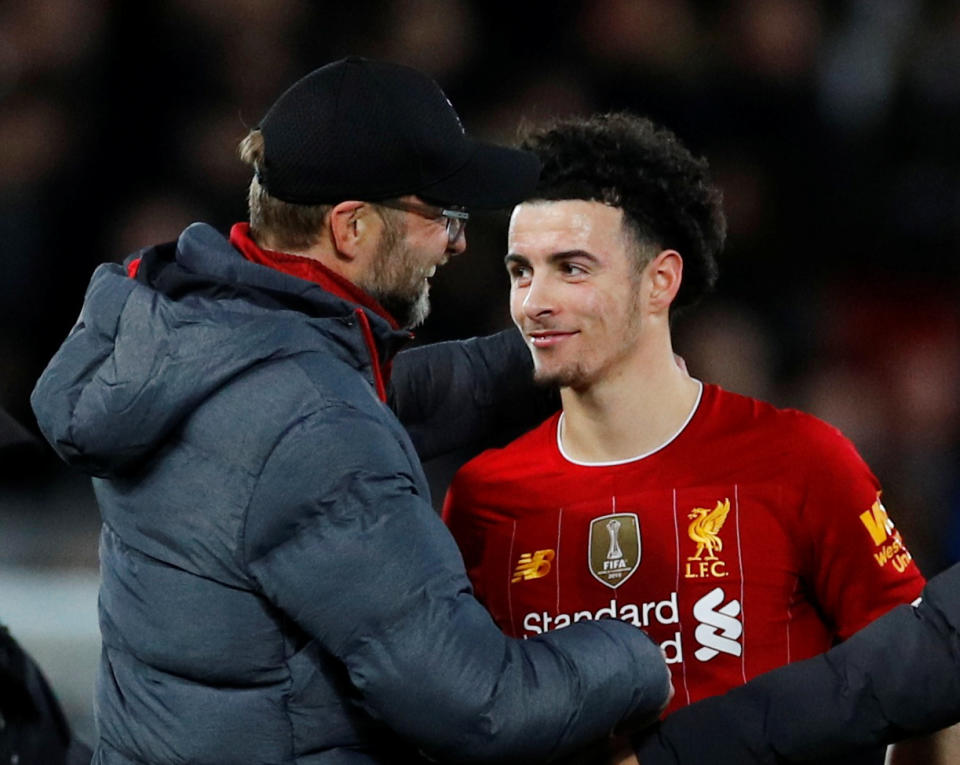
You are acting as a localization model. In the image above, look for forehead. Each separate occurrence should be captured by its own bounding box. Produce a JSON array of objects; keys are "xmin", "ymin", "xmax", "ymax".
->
[{"xmin": 508, "ymin": 200, "xmax": 625, "ymax": 256}]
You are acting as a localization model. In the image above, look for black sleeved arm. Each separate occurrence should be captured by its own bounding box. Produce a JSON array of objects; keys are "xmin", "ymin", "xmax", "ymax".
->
[
  {"xmin": 633, "ymin": 562, "xmax": 960, "ymax": 764},
  {"xmin": 388, "ymin": 329, "xmax": 558, "ymax": 462}
]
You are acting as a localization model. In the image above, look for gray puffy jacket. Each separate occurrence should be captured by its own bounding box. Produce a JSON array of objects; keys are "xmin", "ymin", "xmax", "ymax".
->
[{"xmin": 32, "ymin": 223, "xmax": 670, "ymax": 765}]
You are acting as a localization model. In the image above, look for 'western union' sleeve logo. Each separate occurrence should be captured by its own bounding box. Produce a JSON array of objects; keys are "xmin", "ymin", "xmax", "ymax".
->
[
  {"xmin": 859, "ymin": 493, "xmax": 913, "ymax": 572},
  {"xmin": 512, "ymin": 550, "xmax": 555, "ymax": 583},
  {"xmin": 859, "ymin": 495, "xmax": 895, "ymax": 545}
]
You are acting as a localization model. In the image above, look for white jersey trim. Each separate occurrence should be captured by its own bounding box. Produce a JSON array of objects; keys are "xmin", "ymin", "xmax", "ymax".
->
[{"xmin": 556, "ymin": 379, "xmax": 704, "ymax": 467}]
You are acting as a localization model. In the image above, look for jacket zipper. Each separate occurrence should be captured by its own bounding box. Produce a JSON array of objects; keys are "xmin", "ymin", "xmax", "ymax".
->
[{"xmin": 353, "ymin": 308, "xmax": 387, "ymax": 403}]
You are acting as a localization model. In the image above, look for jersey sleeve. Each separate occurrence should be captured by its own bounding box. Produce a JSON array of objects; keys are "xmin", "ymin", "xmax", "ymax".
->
[{"xmin": 794, "ymin": 414, "xmax": 925, "ymax": 639}]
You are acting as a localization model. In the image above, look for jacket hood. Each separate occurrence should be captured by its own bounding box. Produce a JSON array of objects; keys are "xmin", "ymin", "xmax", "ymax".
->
[{"xmin": 31, "ymin": 223, "xmax": 408, "ymax": 477}]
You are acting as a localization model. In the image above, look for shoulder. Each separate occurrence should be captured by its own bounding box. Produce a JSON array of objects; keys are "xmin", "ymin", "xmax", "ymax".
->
[
  {"xmin": 706, "ymin": 385, "xmax": 859, "ymax": 457},
  {"xmin": 263, "ymin": 390, "xmax": 413, "ymax": 481},
  {"xmin": 242, "ymin": 400, "xmax": 424, "ymax": 563}
]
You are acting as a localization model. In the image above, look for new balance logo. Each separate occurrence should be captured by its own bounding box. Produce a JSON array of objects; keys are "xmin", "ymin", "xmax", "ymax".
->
[
  {"xmin": 692, "ymin": 587, "xmax": 742, "ymax": 661},
  {"xmin": 512, "ymin": 550, "xmax": 555, "ymax": 583}
]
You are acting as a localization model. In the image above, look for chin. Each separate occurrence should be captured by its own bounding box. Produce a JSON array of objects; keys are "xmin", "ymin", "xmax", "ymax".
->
[
  {"xmin": 408, "ymin": 290, "xmax": 431, "ymax": 328},
  {"xmin": 378, "ymin": 287, "xmax": 430, "ymax": 330},
  {"xmin": 533, "ymin": 362, "xmax": 589, "ymax": 389},
  {"xmin": 399, "ymin": 294, "xmax": 431, "ymax": 330}
]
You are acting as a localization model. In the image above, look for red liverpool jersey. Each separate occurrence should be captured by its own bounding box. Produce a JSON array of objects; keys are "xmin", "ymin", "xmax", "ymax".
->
[{"xmin": 443, "ymin": 383, "xmax": 924, "ymax": 714}]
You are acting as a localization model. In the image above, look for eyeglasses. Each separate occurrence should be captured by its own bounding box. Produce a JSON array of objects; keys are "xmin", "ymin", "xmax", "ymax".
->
[{"xmin": 375, "ymin": 198, "xmax": 469, "ymax": 246}]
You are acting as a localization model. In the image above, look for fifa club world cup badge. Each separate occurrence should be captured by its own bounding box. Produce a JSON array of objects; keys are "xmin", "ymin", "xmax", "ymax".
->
[{"xmin": 588, "ymin": 513, "xmax": 641, "ymax": 589}]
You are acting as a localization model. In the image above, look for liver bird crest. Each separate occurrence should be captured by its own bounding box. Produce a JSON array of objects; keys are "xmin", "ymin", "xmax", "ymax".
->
[{"xmin": 687, "ymin": 498, "xmax": 731, "ymax": 560}]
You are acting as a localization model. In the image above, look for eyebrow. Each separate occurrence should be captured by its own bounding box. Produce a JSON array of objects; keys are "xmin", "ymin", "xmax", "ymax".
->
[{"xmin": 504, "ymin": 250, "xmax": 601, "ymax": 267}]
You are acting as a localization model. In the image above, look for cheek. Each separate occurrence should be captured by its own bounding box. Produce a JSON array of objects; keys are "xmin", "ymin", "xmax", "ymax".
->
[
  {"xmin": 509, "ymin": 287, "xmax": 524, "ymax": 326},
  {"xmin": 403, "ymin": 227, "xmax": 441, "ymax": 257},
  {"xmin": 571, "ymin": 288, "xmax": 608, "ymax": 326},
  {"xmin": 424, "ymin": 224, "xmax": 448, "ymax": 250},
  {"xmin": 579, "ymin": 288, "xmax": 631, "ymax": 342},
  {"xmin": 582, "ymin": 290, "xmax": 608, "ymax": 316}
]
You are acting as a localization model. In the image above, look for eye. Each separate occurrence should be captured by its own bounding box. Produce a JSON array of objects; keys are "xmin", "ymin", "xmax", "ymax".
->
[
  {"xmin": 507, "ymin": 263, "xmax": 532, "ymax": 283},
  {"xmin": 561, "ymin": 261, "xmax": 588, "ymax": 277}
]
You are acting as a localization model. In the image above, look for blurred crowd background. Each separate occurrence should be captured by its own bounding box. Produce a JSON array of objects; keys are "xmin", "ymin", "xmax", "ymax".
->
[{"xmin": 2, "ymin": 0, "xmax": 960, "ymax": 744}]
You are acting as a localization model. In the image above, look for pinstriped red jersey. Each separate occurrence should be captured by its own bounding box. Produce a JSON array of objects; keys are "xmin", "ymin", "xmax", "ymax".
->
[{"xmin": 443, "ymin": 383, "xmax": 925, "ymax": 715}]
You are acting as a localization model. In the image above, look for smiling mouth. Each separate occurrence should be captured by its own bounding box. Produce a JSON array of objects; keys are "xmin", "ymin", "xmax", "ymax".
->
[{"xmin": 528, "ymin": 330, "xmax": 578, "ymax": 348}]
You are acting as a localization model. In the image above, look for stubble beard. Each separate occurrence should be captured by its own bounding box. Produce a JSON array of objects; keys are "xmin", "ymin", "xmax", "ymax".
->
[
  {"xmin": 363, "ymin": 219, "xmax": 431, "ymax": 330},
  {"xmin": 532, "ymin": 358, "xmax": 591, "ymax": 391}
]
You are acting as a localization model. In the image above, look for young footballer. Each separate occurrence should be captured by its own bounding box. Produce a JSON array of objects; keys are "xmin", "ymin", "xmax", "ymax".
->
[{"xmin": 443, "ymin": 112, "xmax": 946, "ymax": 764}]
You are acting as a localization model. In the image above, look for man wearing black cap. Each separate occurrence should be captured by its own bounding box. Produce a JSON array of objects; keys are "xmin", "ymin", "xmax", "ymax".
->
[{"xmin": 31, "ymin": 57, "xmax": 671, "ymax": 764}]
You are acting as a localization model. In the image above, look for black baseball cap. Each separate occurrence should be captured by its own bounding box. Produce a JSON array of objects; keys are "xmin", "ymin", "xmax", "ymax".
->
[{"xmin": 255, "ymin": 56, "xmax": 540, "ymax": 210}]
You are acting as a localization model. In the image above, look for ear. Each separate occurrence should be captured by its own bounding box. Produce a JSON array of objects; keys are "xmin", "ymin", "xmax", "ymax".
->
[
  {"xmin": 328, "ymin": 200, "xmax": 377, "ymax": 263},
  {"xmin": 646, "ymin": 249, "xmax": 683, "ymax": 313}
]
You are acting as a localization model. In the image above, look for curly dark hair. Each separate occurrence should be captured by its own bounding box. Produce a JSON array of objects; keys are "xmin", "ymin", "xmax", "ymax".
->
[{"xmin": 520, "ymin": 112, "xmax": 726, "ymax": 312}]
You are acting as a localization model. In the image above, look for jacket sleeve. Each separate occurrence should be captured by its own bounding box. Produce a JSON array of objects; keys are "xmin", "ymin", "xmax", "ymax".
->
[
  {"xmin": 388, "ymin": 329, "xmax": 559, "ymax": 462},
  {"xmin": 242, "ymin": 405, "xmax": 671, "ymax": 764},
  {"xmin": 632, "ymin": 563, "xmax": 960, "ymax": 765}
]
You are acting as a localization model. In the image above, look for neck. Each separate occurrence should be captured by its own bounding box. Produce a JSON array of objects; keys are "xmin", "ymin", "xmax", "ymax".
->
[
  {"xmin": 255, "ymin": 229, "xmax": 335, "ymax": 267},
  {"xmin": 558, "ymin": 333, "xmax": 701, "ymax": 463},
  {"xmin": 230, "ymin": 223, "xmax": 400, "ymax": 329}
]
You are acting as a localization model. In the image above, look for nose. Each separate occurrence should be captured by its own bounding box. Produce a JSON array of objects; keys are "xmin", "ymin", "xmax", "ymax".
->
[
  {"xmin": 447, "ymin": 230, "xmax": 467, "ymax": 257},
  {"xmin": 520, "ymin": 273, "xmax": 555, "ymax": 320}
]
